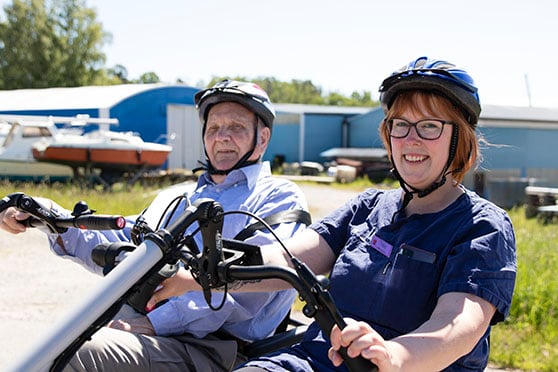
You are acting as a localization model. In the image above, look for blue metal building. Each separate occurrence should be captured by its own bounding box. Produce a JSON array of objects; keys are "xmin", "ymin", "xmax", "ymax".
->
[
  {"xmin": 0, "ymin": 84, "xmax": 369, "ymax": 171},
  {"xmin": 3, "ymin": 83, "xmax": 557, "ymax": 202},
  {"xmin": 348, "ymin": 104, "xmax": 558, "ymax": 207},
  {"xmin": 0, "ymin": 84, "xmax": 198, "ymax": 143},
  {"xmin": 349, "ymin": 105, "xmax": 558, "ymax": 183},
  {"xmin": 269, "ymin": 104, "xmax": 369, "ymax": 163}
]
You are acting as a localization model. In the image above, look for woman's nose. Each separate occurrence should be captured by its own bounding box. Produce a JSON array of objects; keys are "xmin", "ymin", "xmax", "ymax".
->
[{"xmin": 404, "ymin": 125, "xmax": 421, "ymax": 141}]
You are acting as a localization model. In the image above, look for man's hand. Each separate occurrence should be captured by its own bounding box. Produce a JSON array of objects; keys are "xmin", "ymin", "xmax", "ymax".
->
[
  {"xmin": 107, "ymin": 316, "xmax": 156, "ymax": 336},
  {"xmin": 0, "ymin": 207, "xmax": 29, "ymax": 234},
  {"xmin": 0, "ymin": 197, "xmax": 57, "ymax": 234},
  {"xmin": 145, "ymin": 267, "xmax": 199, "ymax": 311}
]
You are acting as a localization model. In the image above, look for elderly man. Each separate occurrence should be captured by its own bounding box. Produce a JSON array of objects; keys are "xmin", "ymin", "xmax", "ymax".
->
[{"xmin": 1, "ymin": 80, "xmax": 309, "ymax": 371}]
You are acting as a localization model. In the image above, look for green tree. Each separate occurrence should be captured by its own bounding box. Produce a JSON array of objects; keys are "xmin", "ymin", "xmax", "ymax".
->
[
  {"xmin": 0, "ymin": 0, "xmax": 110, "ymax": 89},
  {"xmin": 136, "ymin": 71, "xmax": 160, "ymax": 84},
  {"xmin": 207, "ymin": 76, "xmax": 378, "ymax": 107},
  {"xmin": 106, "ymin": 64, "xmax": 129, "ymax": 83}
]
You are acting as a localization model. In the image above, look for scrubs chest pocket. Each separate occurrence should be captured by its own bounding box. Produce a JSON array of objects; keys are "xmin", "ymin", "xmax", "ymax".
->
[
  {"xmin": 376, "ymin": 243, "xmax": 440, "ymax": 332},
  {"xmin": 389, "ymin": 243, "xmax": 439, "ymax": 298}
]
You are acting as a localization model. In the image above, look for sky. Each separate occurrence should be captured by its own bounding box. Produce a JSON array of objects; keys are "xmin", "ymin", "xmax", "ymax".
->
[{"xmin": 3, "ymin": 0, "xmax": 558, "ymax": 108}]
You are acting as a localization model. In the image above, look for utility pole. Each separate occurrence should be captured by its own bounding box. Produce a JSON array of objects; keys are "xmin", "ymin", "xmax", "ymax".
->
[{"xmin": 524, "ymin": 73, "xmax": 532, "ymax": 107}]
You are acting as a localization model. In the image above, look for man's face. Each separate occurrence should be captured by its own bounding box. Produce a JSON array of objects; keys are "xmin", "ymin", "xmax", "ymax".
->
[{"xmin": 203, "ymin": 101, "xmax": 270, "ymax": 173}]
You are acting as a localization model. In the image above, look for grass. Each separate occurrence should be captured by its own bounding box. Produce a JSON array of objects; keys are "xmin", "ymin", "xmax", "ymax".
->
[
  {"xmin": 489, "ymin": 207, "xmax": 558, "ymax": 371},
  {"xmin": 1, "ymin": 178, "xmax": 556, "ymax": 371},
  {"xmin": 0, "ymin": 180, "xmax": 162, "ymax": 216}
]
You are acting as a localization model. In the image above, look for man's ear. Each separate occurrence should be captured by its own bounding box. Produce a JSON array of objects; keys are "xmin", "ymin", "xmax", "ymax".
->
[{"xmin": 259, "ymin": 126, "xmax": 271, "ymax": 147}]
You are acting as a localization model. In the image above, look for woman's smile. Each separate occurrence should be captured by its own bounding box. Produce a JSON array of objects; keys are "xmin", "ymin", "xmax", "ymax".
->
[{"xmin": 403, "ymin": 154, "xmax": 428, "ymax": 163}]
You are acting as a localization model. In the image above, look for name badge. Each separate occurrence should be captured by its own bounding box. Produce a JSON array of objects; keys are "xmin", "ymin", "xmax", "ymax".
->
[{"xmin": 370, "ymin": 233, "xmax": 393, "ymax": 257}]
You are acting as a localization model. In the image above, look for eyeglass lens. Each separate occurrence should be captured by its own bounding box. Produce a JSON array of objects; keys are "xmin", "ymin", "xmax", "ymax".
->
[{"xmin": 388, "ymin": 118, "xmax": 446, "ymax": 140}]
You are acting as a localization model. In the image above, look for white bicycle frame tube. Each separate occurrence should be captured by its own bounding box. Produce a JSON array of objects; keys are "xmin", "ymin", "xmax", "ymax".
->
[{"xmin": 7, "ymin": 239, "xmax": 163, "ymax": 372}]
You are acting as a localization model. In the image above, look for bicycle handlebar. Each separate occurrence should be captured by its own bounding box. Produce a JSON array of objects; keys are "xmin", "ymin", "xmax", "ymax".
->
[
  {"xmin": 223, "ymin": 258, "xmax": 377, "ymax": 372},
  {"xmin": 0, "ymin": 192, "xmax": 125, "ymax": 233},
  {"xmin": 181, "ymin": 200, "xmax": 378, "ymax": 372},
  {"xmin": 7, "ymin": 196, "xmax": 375, "ymax": 372}
]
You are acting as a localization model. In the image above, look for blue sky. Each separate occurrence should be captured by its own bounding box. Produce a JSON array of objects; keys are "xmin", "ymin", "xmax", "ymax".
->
[{"xmin": 2, "ymin": 0, "xmax": 558, "ymax": 108}]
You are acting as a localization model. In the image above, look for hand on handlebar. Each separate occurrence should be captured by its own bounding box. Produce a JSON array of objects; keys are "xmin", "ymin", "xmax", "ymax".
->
[
  {"xmin": 145, "ymin": 267, "xmax": 199, "ymax": 312},
  {"xmin": 0, "ymin": 207, "xmax": 29, "ymax": 234},
  {"xmin": 0, "ymin": 197, "xmax": 55, "ymax": 234},
  {"xmin": 329, "ymin": 318, "xmax": 394, "ymax": 371},
  {"xmin": 0, "ymin": 193, "xmax": 125, "ymax": 234}
]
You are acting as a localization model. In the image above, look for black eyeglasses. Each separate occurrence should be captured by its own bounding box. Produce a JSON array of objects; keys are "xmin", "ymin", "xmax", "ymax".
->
[{"xmin": 386, "ymin": 118, "xmax": 453, "ymax": 140}]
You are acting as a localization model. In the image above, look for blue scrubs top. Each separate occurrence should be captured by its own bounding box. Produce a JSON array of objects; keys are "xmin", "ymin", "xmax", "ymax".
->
[{"xmin": 243, "ymin": 187, "xmax": 516, "ymax": 371}]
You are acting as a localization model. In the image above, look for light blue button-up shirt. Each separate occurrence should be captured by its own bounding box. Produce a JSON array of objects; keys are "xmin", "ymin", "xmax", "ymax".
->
[{"xmin": 48, "ymin": 162, "xmax": 308, "ymax": 341}]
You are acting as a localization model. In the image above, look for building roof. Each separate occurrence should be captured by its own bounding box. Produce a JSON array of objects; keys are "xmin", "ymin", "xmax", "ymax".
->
[
  {"xmin": 0, "ymin": 85, "xmax": 373, "ymax": 117},
  {"xmin": 1, "ymin": 85, "xmax": 556, "ymax": 124},
  {"xmin": 275, "ymin": 103, "xmax": 370, "ymax": 115},
  {"xmin": 0, "ymin": 84, "xmax": 173, "ymax": 110},
  {"xmin": 482, "ymin": 104, "xmax": 558, "ymax": 123}
]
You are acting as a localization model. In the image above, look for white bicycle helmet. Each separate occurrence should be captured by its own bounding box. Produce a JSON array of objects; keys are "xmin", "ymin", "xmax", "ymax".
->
[
  {"xmin": 195, "ymin": 79, "xmax": 275, "ymax": 130},
  {"xmin": 193, "ymin": 80, "xmax": 275, "ymax": 175}
]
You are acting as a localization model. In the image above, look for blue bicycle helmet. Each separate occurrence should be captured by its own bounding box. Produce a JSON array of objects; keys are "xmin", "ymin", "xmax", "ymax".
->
[
  {"xmin": 195, "ymin": 79, "xmax": 276, "ymax": 131},
  {"xmin": 379, "ymin": 56, "xmax": 481, "ymax": 125}
]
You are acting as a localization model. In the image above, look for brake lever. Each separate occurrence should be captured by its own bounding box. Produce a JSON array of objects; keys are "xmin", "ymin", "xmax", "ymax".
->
[{"xmin": 8, "ymin": 192, "xmax": 65, "ymax": 233}]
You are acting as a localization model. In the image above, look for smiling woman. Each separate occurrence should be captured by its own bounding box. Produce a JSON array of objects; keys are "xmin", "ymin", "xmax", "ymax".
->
[
  {"xmin": 378, "ymin": 57, "xmax": 482, "ymax": 214},
  {"xmin": 196, "ymin": 57, "xmax": 518, "ymax": 371}
]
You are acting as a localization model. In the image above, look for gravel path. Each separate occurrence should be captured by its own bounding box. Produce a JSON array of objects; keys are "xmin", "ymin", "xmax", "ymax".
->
[{"xmin": 0, "ymin": 184, "xmax": 514, "ymax": 371}]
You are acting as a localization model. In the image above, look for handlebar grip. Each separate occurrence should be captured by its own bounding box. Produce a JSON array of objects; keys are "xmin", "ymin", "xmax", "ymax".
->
[
  {"xmin": 20, "ymin": 216, "xmax": 43, "ymax": 228},
  {"xmin": 69, "ymin": 215, "xmax": 126, "ymax": 230}
]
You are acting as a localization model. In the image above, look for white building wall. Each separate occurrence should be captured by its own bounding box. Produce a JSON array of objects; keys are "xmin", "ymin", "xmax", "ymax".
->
[{"xmin": 166, "ymin": 104, "xmax": 204, "ymax": 171}]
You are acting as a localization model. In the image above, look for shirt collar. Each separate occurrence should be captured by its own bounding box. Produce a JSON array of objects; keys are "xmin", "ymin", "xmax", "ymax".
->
[{"xmin": 196, "ymin": 161, "xmax": 271, "ymax": 191}]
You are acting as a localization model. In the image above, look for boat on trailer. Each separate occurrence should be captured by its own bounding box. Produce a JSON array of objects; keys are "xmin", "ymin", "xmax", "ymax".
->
[
  {"xmin": 0, "ymin": 116, "xmax": 74, "ymax": 182},
  {"xmin": 0, "ymin": 114, "xmax": 172, "ymax": 185}
]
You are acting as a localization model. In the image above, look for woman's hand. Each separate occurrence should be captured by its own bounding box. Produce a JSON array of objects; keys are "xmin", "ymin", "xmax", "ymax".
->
[
  {"xmin": 329, "ymin": 318, "xmax": 398, "ymax": 371},
  {"xmin": 145, "ymin": 267, "xmax": 199, "ymax": 311}
]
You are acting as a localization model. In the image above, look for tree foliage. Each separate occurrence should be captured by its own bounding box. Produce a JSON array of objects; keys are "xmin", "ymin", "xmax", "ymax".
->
[
  {"xmin": 0, "ymin": 0, "xmax": 374, "ymax": 106},
  {"xmin": 0, "ymin": 0, "xmax": 109, "ymax": 89},
  {"xmin": 208, "ymin": 76, "xmax": 379, "ymax": 107},
  {"xmin": 136, "ymin": 71, "xmax": 160, "ymax": 84},
  {"xmin": 102, "ymin": 65, "xmax": 161, "ymax": 84}
]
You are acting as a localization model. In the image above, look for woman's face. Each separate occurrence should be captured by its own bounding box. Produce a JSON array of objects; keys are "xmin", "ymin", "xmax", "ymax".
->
[{"xmin": 389, "ymin": 109, "xmax": 453, "ymax": 190}]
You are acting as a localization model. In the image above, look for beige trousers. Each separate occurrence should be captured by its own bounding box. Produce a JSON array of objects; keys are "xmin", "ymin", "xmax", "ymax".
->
[
  {"xmin": 63, "ymin": 328, "xmax": 238, "ymax": 372},
  {"xmin": 62, "ymin": 305, "xmax": 238, "ymax": 372}
]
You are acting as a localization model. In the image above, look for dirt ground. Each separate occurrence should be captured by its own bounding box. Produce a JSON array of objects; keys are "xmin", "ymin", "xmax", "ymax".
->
[{"xmin": 0, "ymin": 183, "xmax": 513, "ymax": 371}]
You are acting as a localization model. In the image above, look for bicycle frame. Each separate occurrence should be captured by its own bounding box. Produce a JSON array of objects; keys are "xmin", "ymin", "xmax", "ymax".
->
[{"xmin": 3, "ymin": 195, "xmax": 376, "ymax": 372}]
